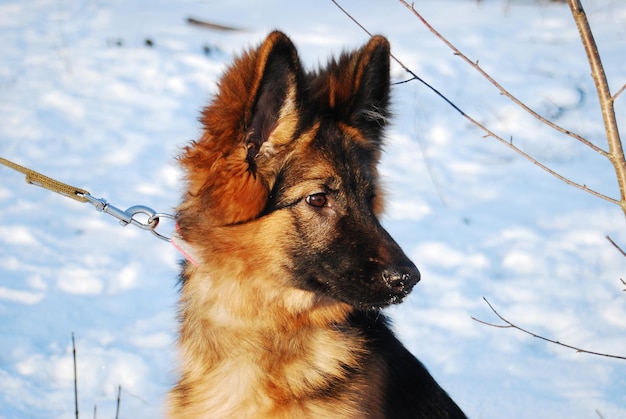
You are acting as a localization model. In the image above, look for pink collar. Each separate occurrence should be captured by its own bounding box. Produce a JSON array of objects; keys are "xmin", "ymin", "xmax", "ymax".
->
[{"xmin": 171, "ymin": 224, "xmax": 200, "ymax": 266}]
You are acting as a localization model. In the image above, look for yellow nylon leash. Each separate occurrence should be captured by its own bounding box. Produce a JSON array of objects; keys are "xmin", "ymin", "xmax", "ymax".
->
[
  {"xmin": 0, "ymin": 156, "xmax": 174, "ymax": 242},
  {"xmin": 0, "ymin": 156, "xmax": 89, "ymax": 202}
]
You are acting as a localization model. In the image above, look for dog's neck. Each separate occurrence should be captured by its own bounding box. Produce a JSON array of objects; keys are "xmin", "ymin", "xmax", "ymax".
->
[{"xmin": 170, "ymin": 267, "xmax": 382, "ymax": 417}]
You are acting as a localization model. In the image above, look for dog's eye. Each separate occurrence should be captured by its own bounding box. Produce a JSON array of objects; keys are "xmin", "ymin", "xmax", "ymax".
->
[{"xmin": 306, "ymin": 193, "xmax": 327, "ymax": 208}]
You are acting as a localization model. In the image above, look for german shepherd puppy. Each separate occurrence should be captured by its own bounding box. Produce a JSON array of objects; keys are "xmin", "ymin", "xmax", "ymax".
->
[{"xmin": 169, "ymin": 31, "xmax": 466, "ymax": 418}]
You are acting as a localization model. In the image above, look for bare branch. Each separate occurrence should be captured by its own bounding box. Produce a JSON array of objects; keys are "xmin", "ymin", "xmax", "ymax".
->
[
  {"xmin": 399, "ymin": 0, "xmax": 609, "ymax": 158},
  {"xmin": 568, "ymin": 0, "xmax": 626, "ymax": 216},
  {"xmin": 330, "ymin": 0, "xmax": 619, "ymax": 206},
  {"xmin": 471, "ymin": 316, "xmax": 512, "ymax": 329},
  {"xmin": 330, "ymin": 0, "xmax": 461, "ymax": 112},
  {"xmin": 606, "ymin": 235, "xmax": 626, "ymax": 258},
  {"xmin": 473, "ymin": 298, "xmax": 626, "ymax": 360},
  {"xmin": 116, "ymin": 385, "xmax": 122, "ymax": 419},
  {"xmin": 186, "ymin": 17, "xmax": 247, "ymax": 32},
  {"xmin": 72, "ymin": 332, "xmax": 79, "ymax": 419},
  {"xmin": 606, "ymin": 236, "xmax": 626, "ymax": 292},
  {"xmin": 330, "ymin": 0, "xmax": 373, "ymax": 37},
  {"xmin": 613, "ymin": 83, "xmax": 626, "ymax": 101}
]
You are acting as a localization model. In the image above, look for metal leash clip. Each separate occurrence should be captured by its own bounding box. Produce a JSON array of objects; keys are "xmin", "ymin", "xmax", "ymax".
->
[{"xmin": 82, "ymin": 193, "xmax": 174, "ymax": 242}]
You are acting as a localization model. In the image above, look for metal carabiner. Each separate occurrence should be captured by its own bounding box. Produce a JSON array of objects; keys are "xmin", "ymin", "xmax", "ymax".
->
[
  {"xmin": 83, "ymin": 194, "xmax": 133, "ymax": 225},
  {"xmin": 83, "ymin": 193, "xmax": 174, "ymax": 242},
  {"xmin": 148, "ymin": 213, "xmax": 176, "ymax": 242},
  {"xmin": 125, "ymin": 205, "xmax": 159, "ymax": 230}
]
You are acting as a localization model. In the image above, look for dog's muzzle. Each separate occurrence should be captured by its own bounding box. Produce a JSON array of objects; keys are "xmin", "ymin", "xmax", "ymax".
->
[{"xmin": 382, "ymin": 265, "xmax": 420, "ymax": 296}]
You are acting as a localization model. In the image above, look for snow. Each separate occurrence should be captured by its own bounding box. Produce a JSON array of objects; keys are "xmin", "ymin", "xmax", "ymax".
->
[{"xmin": 1, "ymin": 0, "xmax": 625, "ymax": 417}]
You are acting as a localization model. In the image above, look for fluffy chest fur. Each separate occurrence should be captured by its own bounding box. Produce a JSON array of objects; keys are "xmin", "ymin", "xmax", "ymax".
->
[{"xmin": 168, "ymin": 266, "xmax": 385, "ymax": 419}]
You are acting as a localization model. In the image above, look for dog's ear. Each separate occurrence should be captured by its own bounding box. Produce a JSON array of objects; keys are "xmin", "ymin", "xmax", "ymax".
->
[
  {"xmin": 319, "ymin": 36, "xmax": 391, "ymax": 142},
  {"xmin": 179, "ymin": 31, "xmax": 303, "ymax": 228},
  {"xmin": 246, "ymin": 32, "xmax": 302, "ymax": 165}
]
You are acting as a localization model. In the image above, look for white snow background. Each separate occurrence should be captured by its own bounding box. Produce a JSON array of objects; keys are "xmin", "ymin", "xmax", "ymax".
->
[{"xmin": 1, "ymin": 0, "xmax": 625, "ymax": 417}]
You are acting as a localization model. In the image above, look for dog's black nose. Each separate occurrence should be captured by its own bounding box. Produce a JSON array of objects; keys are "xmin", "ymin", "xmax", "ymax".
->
[{"xmin": 382, "ymin": 265, "xmax": 420, "ymax": 292}]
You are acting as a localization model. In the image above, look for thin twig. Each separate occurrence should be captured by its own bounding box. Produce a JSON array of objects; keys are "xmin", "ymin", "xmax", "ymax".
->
[
  {"xmin": 330, "ymin": 0, "xmax": 467, "ymax": 115},
  {"xmin": 613, "ymin": 83, "xmax": 626, "ymax": 101},
  {"xmin": 399, "ymin": 0, "xmax": 609, "ymax": 158},
  {"xmin": 330, "ymin": 0, "xmax": 620, "ymax": 206},
  {"xmin": 330, "ymin": 0, "xmax": 372, "ymax": 37},
  {"xmin": 115, "ymin": 385, "xmax": 122, "ymax": 419},
  {"xmin": 606, "ymin": 235, "xmax": 626, "ymax": 258},
  {"xmin": 55, "ymin": 0, "xmax": 72, "ymax": 74},
  {"xmin": 72, "ymin": 332, "xmax": 79, "ymax": 419},
  {"xmin": 471, "ymin": 316, "xmax": 512, "ymax": 329},
  {"xmin": 186, "ymin": 17, "xmax": 247, "ymax": 32},
  {"xmin": 473, "ymin": 297, "xmax": 626, "ymax": 360}
]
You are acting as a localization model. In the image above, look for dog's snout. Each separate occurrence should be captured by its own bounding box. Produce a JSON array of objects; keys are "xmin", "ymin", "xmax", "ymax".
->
[{"xmin": 382, "ymin": 265, "xmax": 420, "ymax": 291}]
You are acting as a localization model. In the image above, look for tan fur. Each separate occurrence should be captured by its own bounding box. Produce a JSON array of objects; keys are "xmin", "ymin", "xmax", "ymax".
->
[
  {"xmin": 169, "ymin": 33, "xmax": 393, "ymax": 418},
  {"xmin": 170, "ymin": 181, "xmax": 386, "ymax": 417}
]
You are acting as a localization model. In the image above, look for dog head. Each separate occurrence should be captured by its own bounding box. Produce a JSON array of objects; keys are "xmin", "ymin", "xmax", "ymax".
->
[{"xmin": 178, "ymin": 31, "xmax": 420, "ymax": 309}]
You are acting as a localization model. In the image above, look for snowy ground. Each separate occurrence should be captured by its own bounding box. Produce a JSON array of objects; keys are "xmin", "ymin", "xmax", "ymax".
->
[{"xmin": 1, "ymin": 0, "xmax": 625, "ymax": 417}]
